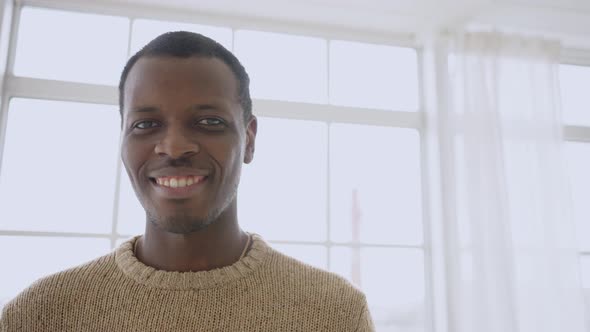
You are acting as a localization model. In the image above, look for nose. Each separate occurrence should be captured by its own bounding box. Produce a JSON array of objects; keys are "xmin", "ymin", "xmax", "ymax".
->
[{"xmin": 154, "ymin": 128, "xmax": 200, "ymax": 159}]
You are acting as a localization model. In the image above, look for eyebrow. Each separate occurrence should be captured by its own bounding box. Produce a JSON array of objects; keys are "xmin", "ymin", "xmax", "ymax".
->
[
  {"xmin": 188, "ymin": 104, "xmax": 222, "ymax": 113},
  {"xmin": 129, "ymin": 104, "xmax": 224, "ymax": 114},
  {"xmin": 130, "ymin": 106, "xmax": 159, "ymax": 113}
]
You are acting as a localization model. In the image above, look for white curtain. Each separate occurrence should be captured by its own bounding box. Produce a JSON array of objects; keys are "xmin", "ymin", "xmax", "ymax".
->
[{"xmin": 428, "ymin": 32, "xmax": 588, "ymax": 332}]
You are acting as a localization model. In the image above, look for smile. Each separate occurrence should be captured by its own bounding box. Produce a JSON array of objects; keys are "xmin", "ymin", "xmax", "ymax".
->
[{"xmin": 153, "ymin": 175, "xmax": 206, "ymax": 188}]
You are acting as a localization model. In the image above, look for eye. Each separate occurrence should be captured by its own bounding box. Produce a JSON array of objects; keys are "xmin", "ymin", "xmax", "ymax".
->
[
  {"xmin": 133, "ymin": 120, "xmax": 160, "ymax": 129},
  {"xmin": 197, "ymin": 118, "xmax": 225, "ymax": 126}
]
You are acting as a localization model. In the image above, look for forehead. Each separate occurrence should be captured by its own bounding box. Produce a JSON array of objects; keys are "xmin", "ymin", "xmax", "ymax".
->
[{"xmin": 123, "ymin": 56, "xmax": 240, "ymax": 111}]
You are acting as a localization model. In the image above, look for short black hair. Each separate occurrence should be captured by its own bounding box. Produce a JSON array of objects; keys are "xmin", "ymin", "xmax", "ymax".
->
[{"xmin": 118, "ymin": 31, "xmax": 252, "ymax": 120}]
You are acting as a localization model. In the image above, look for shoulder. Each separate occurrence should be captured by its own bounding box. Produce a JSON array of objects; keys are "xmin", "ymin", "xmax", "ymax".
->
[
  {"xmin": 1, "ymin": 252, "xmax": 116, "ymax": 326},
  {"xmin": 265, "ymin": 247, "xmax": 367, "ymax": 304},
  {"xmin": 258, "ymin": 247, "xmax": 374, "ymax": 331}
]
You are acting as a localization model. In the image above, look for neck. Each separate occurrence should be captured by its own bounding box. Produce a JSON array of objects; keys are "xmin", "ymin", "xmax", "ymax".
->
[{"xmin": 136, "ymin": 205, "xmax": 249, "ymax": 272}]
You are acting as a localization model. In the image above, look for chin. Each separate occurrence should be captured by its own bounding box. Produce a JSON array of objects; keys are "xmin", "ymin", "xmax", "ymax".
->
[{"xmin": 147, "ymin": 212, "xmax": 215, "ymax": 234}]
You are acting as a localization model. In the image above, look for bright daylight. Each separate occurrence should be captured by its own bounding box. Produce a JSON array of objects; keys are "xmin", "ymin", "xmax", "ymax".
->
[{"xmin": 0, "ymin": 0, "xmax": 590, "ymax": 331}]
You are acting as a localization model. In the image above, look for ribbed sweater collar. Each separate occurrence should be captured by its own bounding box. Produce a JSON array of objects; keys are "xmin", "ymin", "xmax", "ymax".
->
[{"xmin": 115, "ymin": 233, "xmax": 269, "ymax": 290}]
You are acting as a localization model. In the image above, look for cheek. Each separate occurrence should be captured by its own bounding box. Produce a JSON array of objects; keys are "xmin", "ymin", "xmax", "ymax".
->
[
  {"xmin": 121, "ymin": 140, "xmax": 156, "ymax": 208},
  {"xmin": 121, "ymin": 141, "xmax": 135, "ymax": 170},
  {"xmin": 212, "ymin": 140, "xmax": 244, "ymax": 178},
  {"xmin": 121, "ymin": 138, "xmax": 151, "ymax": 179}
]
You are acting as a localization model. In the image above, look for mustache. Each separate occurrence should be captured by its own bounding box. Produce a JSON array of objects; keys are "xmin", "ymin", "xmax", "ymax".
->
[{"xmin": 151, "ymin": 155, "xmax": 196, "ymax": 169}]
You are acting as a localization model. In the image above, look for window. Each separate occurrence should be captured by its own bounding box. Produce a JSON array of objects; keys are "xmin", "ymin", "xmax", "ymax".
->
[
  {"xmin": 329, "ymin": 124, "xmax": 422, "ymax": 245},
  {"xmin": 234, "ymin": 30, "xmax": 328, "ymax": 104},
  {"xmin": 0, "ymin": 98, "xmax": 120, "ymax": 233},
  {"xmin": 0, "ymin": 4, "xmax": 427, "ymax": 331},
  {"xmin": 238, "ymin": 117, "xmax": 328, "ymax": 242},
  {"xmin": 0, "ymin": 237, "xmax": 111, "ymax": 305},
  {"xmin": 131, "ymin": 19, "xmax": 232, "ymax": 53},
  {"xmin": 14, "ymin": 7, "xmax": 129, "ymax": 85},
  {"xmin": 330, "ymin": 40, "xmax": 419, "ymax": 111}
]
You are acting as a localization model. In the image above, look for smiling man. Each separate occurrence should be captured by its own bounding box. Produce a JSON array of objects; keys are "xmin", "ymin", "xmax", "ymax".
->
[{"xmin": 0, "ymin": 31, "xmax": 374, "ymax": 331}]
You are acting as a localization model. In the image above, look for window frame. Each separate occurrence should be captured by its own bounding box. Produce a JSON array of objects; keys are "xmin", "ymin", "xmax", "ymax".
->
[{"xmin": 0, "ymin": 0, "xmax": 436, "ymax": 331}]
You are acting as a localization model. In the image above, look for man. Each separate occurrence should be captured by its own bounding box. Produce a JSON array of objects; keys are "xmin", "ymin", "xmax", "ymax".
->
[{"xmin": 0, "ymin": 31, "xmax": 374, "ymax": 331}]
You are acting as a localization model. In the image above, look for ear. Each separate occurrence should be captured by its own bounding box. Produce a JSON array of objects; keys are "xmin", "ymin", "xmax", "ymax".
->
[{"xmin": 244, "ymin": 115, "xmax": 257, "ymax": 164}]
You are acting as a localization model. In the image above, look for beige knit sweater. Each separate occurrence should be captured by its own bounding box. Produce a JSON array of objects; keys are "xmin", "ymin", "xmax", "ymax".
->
[{"xmin": 1, "ymin": 234, "xmax": 374, "ymax": 331}]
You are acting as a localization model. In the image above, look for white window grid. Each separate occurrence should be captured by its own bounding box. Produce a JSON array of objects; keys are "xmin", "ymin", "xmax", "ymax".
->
[
  {"xmin": 0, "ymin": 1, "xmax": 434, "ymax": 329},
  {"xmin": 0, "ymin": 5, "xmax": 427, "ymax": 241}
]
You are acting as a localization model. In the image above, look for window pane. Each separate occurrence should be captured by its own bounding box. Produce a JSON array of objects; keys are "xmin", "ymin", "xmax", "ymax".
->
[
  {"xmin": 271, "ymin": 243, "xmax": 327, "ymax": 270},
  {"xmin": 234, "ymin": 30, "xmax": 327, "ymax": 103},
  {"xmin": 116, "ymin": 166, "xmax": 145, "ymax": 236},
  {"xmin": 0, "ymin": 236, "xmax": 111, "ymax": 308},
  {"xmin": 330, "ymin": 124, "xmax": 423, "ymax": 245},
  {"xmin": 14, "ymin": 7, "xmax": 129, "ymax": 85},
  {"xmin": 559, "ymin": 64, "xmax": 590, "ymax": 126},
  {"xmin": 330, "ymin": 41, "xmax": 419, "ymax": 111},
  {"xmin": 565, "ymin": 142, "xmax": 590, "ymax": 251},
  {"xmin": 238, "ymin": 117, "xmax": 327, "ymax": 241},
  {"xmin": 0, "ymin": 99, "xmax": 120, "ymax": 233},
  {"xmin": 581, "ymin": 256, "xmax": 590, "ymax": 289},
  {"xmin": 331, "ymin": 246, "xmax": 425, "ymax": 331},
  {"xmin": 131, "ymin": 19, "xmax": 232, "ymax": 54},
  {"xmin": 116, "ymin": 236, "xmax": 135, "ymax": 247}
]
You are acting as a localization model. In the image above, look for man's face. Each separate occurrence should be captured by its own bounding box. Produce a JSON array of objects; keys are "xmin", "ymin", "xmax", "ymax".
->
[{"xmin": 121, "ymin": 56, "xmax": 256, "ymax": 234}]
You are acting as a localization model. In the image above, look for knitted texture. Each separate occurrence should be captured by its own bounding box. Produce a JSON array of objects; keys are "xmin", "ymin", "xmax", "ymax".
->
[{"xmin": 1, "ymin": 234, "xmax": 374, "ymax": 331}]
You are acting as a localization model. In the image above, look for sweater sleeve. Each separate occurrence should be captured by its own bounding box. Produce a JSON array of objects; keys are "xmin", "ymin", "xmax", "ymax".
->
[
  {"xmin": 0, "ymin": 306, "xmax": 7, "ymax": 332},
  {"xmin": 355, "ymin": 301, "xmax": 375, "ymax": 332}
]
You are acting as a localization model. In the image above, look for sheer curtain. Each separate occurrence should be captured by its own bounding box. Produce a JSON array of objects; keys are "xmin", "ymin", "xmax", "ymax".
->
[{"xmin": 427, "ymin": 32, "xmax": 588, "ymax": 332}]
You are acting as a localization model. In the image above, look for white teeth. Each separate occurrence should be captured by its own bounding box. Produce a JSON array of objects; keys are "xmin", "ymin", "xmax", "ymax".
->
[{"xmin": 156, "ymin": 176, "xmax": 203, "ymax": 188}]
